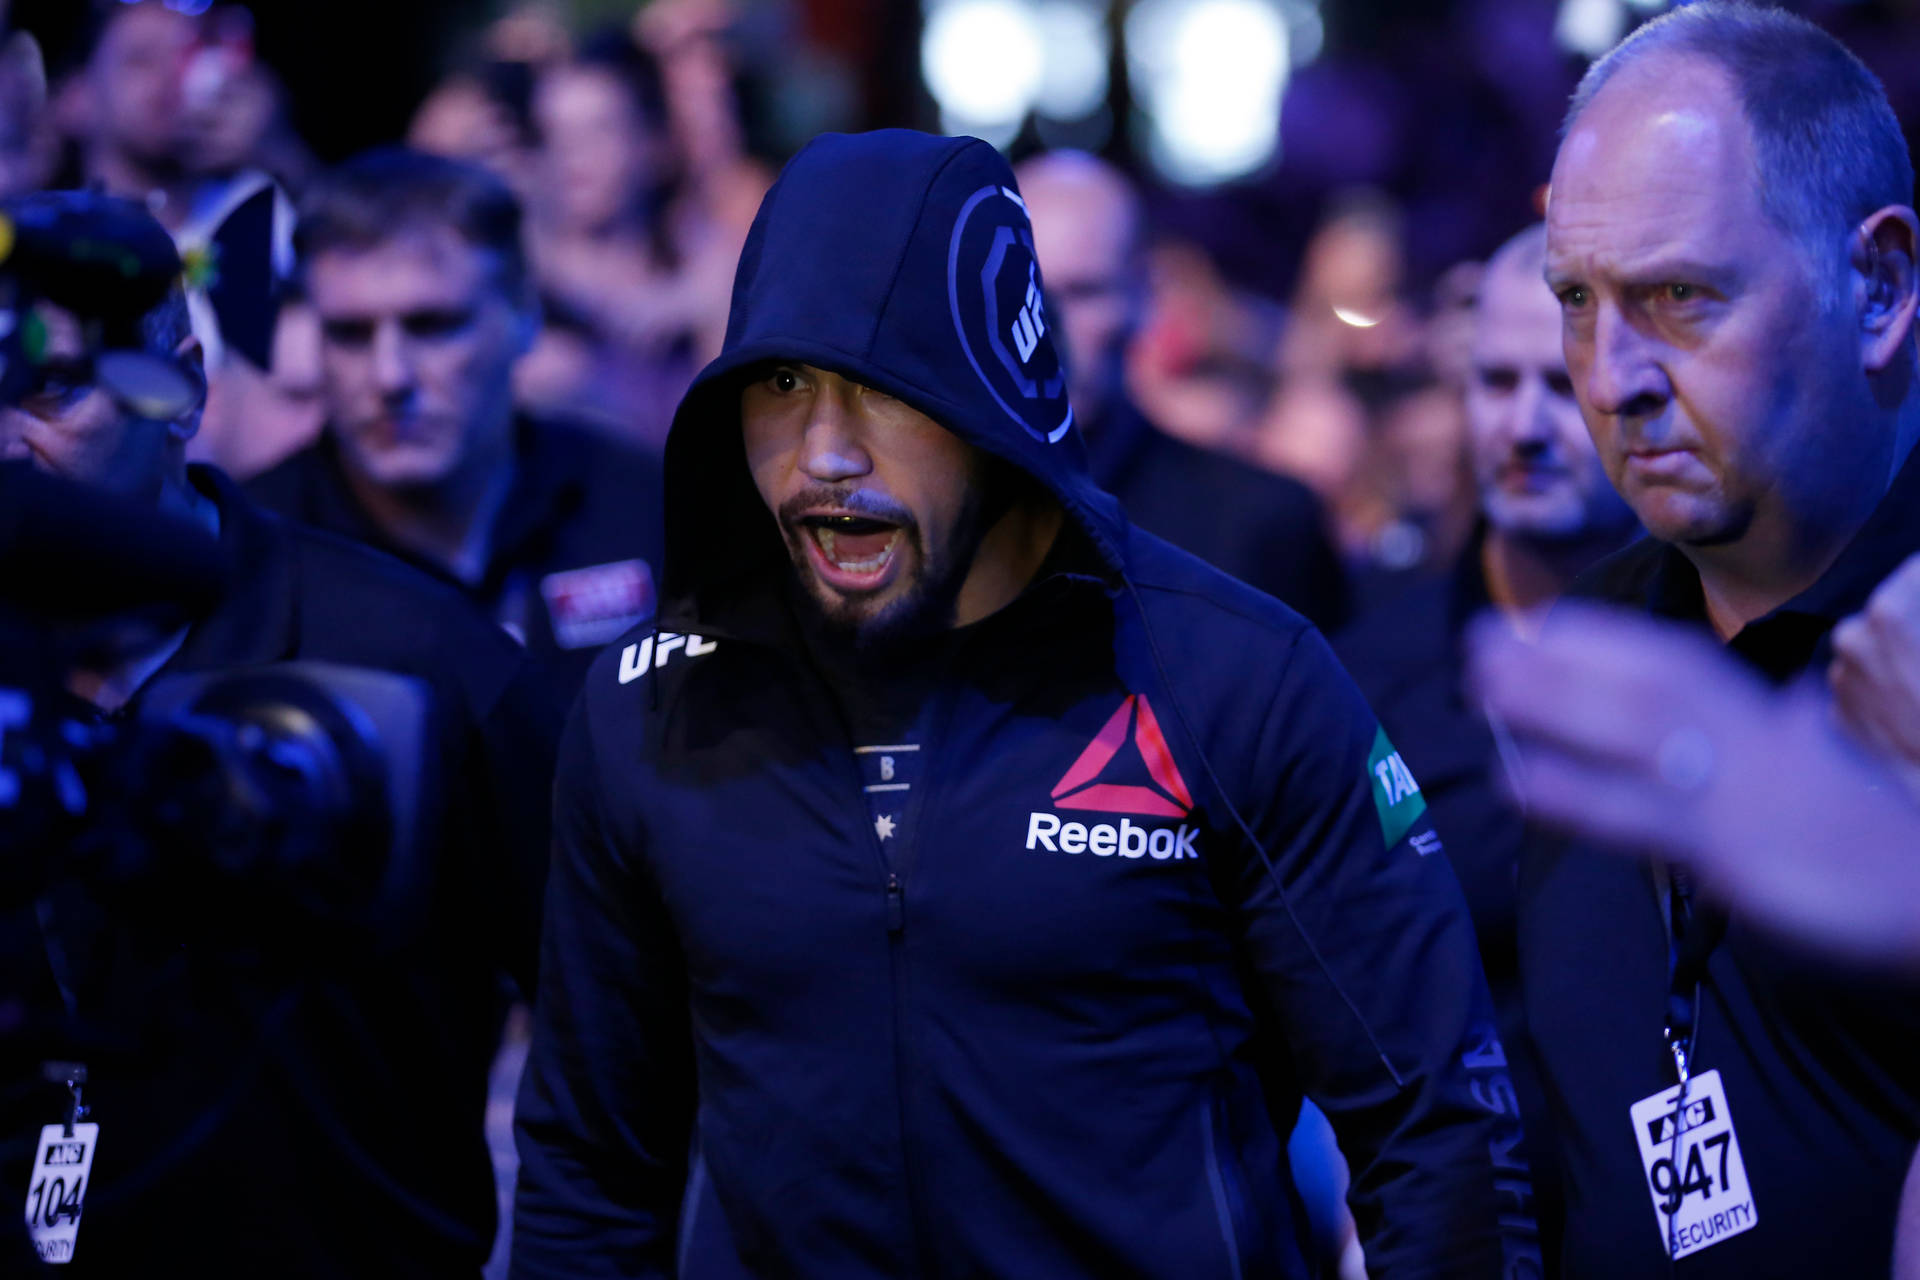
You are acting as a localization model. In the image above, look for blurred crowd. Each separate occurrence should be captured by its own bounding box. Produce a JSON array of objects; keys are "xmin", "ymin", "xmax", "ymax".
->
[{"xmin": 0, "ymin": 0, "xmax": 1585, "ymax": 606}]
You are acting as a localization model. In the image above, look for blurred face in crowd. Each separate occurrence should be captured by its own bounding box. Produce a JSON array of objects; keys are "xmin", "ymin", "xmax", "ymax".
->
[
  {"xmin": 1019, "ymin": 156, "xmax": 1147, "ymax": 425},
  {"xmin": 307, "ymin": 224, "xmax": 533, "ymax": 492},
  {"xmin": 535, "ymin": 63, "xmax": 663, "ymax": 236},
  {"xmin": 1469, "ymin": 243, "xmax": 1631, "ymax": 539},
  {"xmin": 0, "ymin": 301, "xmax": 199, "ymax": 500},
  {"xmin": 88, "ymin": 2, "xmax": 192, "ymax": 166},
  {"xmin": 1546, "ymin": 54, "xmax": 1880, "ymax": 552},
  {"xmin": 742, "ymin": 364, "xmax": 999, "ymax": 643},
  {"xmin": 410, "ymin": 76, "xmax": 533, "ymax": 199}
]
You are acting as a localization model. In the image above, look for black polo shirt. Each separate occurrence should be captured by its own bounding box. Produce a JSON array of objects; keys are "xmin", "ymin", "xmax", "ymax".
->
[
  {"xmin": 246, "ymin": 417, "xmax": 665, "ymax": 694},
  {"xmin": 1083, "ymin": 398, "xmax": 1350, "ymax": 630},
  {"xmin": 5, "ymin": 466, "xmax": 564, "ymax": 1278},
  {"xmin": 1520, "ymin": 443, "xmax": 1920, "ymax": 1279}
]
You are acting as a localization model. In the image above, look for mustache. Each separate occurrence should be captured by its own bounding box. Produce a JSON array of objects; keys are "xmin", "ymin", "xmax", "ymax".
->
[{"xmin": 777, "ymin": 485, "xmax": 918, "ymax": 533}]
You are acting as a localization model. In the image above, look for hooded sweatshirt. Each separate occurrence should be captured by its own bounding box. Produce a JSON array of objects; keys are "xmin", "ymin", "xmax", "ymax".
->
[{"xmin": 511, "ymin": 130, "xmax": 1513, "ymax": 1280}]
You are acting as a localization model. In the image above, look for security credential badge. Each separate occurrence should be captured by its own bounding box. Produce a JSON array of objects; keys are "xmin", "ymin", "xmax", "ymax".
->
[
  {"xmin": 1629, "ymin": 1068, "xmax": 1758, "ymax": 1261},
  {"xmin": 24, "ymin": 1062, "xmax": 97, "ymax": 1265}
]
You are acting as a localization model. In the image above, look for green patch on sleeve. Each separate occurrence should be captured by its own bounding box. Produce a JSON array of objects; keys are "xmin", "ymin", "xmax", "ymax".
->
[{"xmin": 1367, "ymin": 725, "xmax": 1427, "ymax": 849}]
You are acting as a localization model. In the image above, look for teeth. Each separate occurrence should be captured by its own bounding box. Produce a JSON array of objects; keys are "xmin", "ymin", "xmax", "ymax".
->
[{"xmin": 814, "ymin": 526, "xmax": 898, "ymax": 575}]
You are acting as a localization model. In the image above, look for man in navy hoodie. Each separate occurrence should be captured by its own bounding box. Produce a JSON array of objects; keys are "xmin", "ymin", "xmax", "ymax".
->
[{"xmin": 512, "ymin": 130, "xmax": 1511, "ymax": 1279}]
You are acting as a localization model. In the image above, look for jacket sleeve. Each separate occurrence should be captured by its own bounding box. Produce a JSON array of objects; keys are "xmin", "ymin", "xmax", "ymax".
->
[
  {"xmin": 1226, "ymin": 626, "xmax": 1509, "ymax": 1278},
  {"xmin": 511, "ymin": 698, "xmax": 695, "ymax": 1279}
]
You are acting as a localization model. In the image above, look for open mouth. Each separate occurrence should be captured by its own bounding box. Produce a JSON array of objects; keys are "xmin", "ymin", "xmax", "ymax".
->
[{"xmin": 799, "ymin": 513, "xmax": 906, "ymax": 590}]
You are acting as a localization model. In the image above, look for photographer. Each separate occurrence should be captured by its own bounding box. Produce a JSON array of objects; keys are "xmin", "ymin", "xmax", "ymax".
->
[{"xmin": 1, "ymin": 193, "xmax": 563, "ymax": 1276}]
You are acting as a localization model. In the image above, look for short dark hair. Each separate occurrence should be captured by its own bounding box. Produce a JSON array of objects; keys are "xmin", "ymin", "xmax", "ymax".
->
[
  {"xmin": 294, "ymin": 146, "xmax": 527, "ymax": 297},
  {"xmin": 1566, "ymin": 2, "xmax": 1914, "ymax": 257}
]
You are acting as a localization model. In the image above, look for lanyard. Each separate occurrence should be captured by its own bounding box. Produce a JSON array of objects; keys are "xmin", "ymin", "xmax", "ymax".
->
[{"xmin": 1664, "ymin": 868, "xmax": 1726, "ymax": 1085}]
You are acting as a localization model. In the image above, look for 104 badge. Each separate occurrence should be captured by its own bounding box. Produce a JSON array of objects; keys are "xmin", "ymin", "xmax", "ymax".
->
[{"xmin": 24, "ymin": 1122, "xmax": 97, "ymax": 1265}]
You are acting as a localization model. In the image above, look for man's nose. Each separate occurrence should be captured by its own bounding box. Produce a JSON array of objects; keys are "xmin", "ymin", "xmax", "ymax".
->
[
  {"xmin": 1582, "ymin": 307, "xmax": 1670, "ymax": 422},
  {"xmin": 1506, "ymin": 376, "xmax": 1561, "ymax": 457},
  {"xmin": 798, "ymin": 396, "xmax": 871, "ymax": 483},
  {"xmin": 371, "ymin": 322, "xmax": 415, "ymax": 403}
]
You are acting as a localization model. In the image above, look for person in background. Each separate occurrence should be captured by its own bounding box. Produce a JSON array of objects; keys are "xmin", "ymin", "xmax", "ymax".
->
[
  {"xmin": 631, "ymin": 0, "xmax": 772, "ymax": 246},
  {"xmin": 175, "ymin": 7, "xmax": 315, "ymax": 198},
  {"xmin": 1275, "ymin": 190, "xmax": 1423, "ymax": 385},
  {"xmin": 1346, "ymin": 225, "xmax": 1635, "ymax": 964},
  {"xmin": 191, "ymin": 293, "xmax": 327, "ymax": 480},
  {"xmin": 527, "ymin": 29, "xmax": 738, "ymax": 448},
  {"xmin": 0, "ymin": 29, "xmax": 55, "ymax": 200},
  {"xmin": 1017, "ymin": 149, "xmax": 1350, "ymax": 630},
  {"xmin": 408, "ymin": 59, "xmax": 541, "ymax": 212},
  {"xmin": 1339, "ymin": 221, "xmax": 1640, "ymax": 1272},
  {"xmin": 1518, "ymin": 6, "xmax": 1920, "ymax": 1275},
  {"xmin": 0, "ymin": 192, "xmax": 561, "ymax": 1277},
  {"xmin": 55, "ymin": 1, "xmax": 194, "ymax": 228},
  {"xmin": 1342, "ymin": 371, "xmax": 1481, "ymax": 598},
  {"xmin": 244, "ymin": 148, "xmax": 664, "ymax": 695}
]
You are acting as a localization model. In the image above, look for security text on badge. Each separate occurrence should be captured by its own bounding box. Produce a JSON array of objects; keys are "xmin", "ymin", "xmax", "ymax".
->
[
  {"xmin": 1628, "ymin": 1070, "xmax": 1758, "ymax": 1260},
  {"xmin": 24, "ymin": 1122, "xmax": 97, "ymax": 1265}
]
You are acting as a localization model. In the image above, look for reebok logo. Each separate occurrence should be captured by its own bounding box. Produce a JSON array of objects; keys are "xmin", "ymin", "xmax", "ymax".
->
[
  {"xmin": 1052, "ymin": 694, "xmax": 1192, "ymax": 817},
  {"xmin": 1026, "ymin": 812, "xmax": 1199, "ymax": 860},
  {"xmin": 1025, "ymin": 694, "xmax": 1201, "ymax": 860}
]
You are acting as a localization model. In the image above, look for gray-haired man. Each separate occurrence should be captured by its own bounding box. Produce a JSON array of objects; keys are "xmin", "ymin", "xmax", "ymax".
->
[{"xmin": 1520, "ymin": 5, "xmax": 1920, "ymax": 1276}]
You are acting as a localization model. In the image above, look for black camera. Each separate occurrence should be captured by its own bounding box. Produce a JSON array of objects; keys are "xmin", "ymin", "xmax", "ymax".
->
[{"xmin": 0, "ymin": 192, "xmax": 435, "ymax": 943}]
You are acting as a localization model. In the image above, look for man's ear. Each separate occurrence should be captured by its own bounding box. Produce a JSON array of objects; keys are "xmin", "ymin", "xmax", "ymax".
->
[
  {"xmin": 167, "ymin": 333, "xmax": 207, "ymax": 444},
  {"xmin": 1854, "ymin": 204, "xmax": 1920, "ymax": 374}
]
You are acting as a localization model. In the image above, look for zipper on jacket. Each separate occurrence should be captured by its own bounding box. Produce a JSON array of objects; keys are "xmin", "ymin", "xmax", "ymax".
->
[{"xmin": 865, "ymin": 661, "xmax": 964, "ymax": 1278}]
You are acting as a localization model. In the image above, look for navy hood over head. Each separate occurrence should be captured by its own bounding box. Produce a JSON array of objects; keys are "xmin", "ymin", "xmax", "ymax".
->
[
  {"xmin": 661, "ymin": 129, "xmax": 1127, "ymax": 623},
  {"xmin": 514, "ymin": 129, "xmax": 1520, "ymax": 1280}
]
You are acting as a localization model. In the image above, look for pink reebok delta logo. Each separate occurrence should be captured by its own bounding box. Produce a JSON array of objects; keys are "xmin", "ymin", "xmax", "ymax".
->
[{"xmin": 1050, "ymin": 694, "xmax": 1194, "ymax": 818}]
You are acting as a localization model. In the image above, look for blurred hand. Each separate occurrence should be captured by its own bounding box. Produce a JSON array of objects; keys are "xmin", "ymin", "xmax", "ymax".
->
[
  {"xmin": 1467, "ymin": 603, "xmax": 1920, "ymax": 968},
  {"xmin": 1831, "ymin": 551, "xmax": 1920, "ymax": 800}
]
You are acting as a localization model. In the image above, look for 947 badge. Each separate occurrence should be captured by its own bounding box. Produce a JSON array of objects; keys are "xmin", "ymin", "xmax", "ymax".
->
[
  {"xmin": 24, "ymin": 1122, "xmax": 97, "ymax": 1264},
  {"xmin": 1629, "ymin": 1070, "xmax": 1758, "ymax": 1260}
]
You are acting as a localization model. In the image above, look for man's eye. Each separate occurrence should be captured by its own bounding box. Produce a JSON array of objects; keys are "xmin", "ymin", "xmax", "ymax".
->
[
  {"xmin": 1557, "ymin": 285, "xmax": 1591, "ymax": 310},
  {"xmin": 404, "ymin": 309, "xmax": 474, "ymax": 339},
  {"xmin": 768, "ymin": 368, "xmax": 803, "ymax": 393},
  {"xmin": 1664, "ymin": 283, "xmax": 1698, "ymax": 304},
  {"xmin": 321, "ymin": 321, "xmax": 373, "ymax": 348},
  {"xmin": 1478, "ymin": 367, "xmax": 1519, "ymax": 393},
  {"xmin": 24, "ymin": 361, "xmax": 92, "ymax": 411}
]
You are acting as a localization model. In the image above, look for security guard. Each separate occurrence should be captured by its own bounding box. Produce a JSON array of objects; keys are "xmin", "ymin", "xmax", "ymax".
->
[
  {"xmin": 1522, "ymin": 8, "xmax": 1920, "ymax": 1276},
  {"xmin": 246, "ymin": 148, "xmax": 665, "ymax": 693}
]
